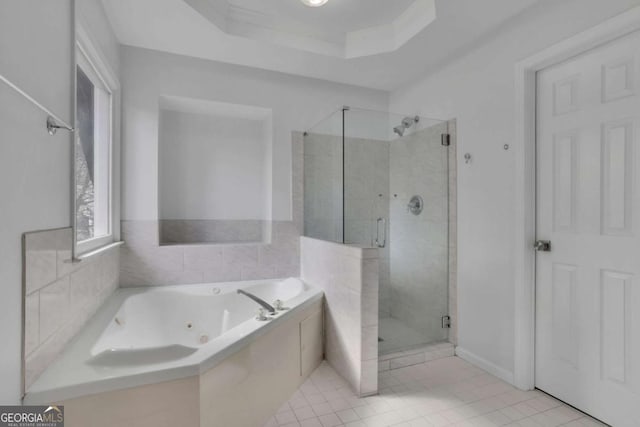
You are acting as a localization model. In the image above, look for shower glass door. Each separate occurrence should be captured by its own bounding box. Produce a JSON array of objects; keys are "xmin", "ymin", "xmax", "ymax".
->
[
  {"xmin": 344, "ymin": 108, "xmax": 450, "ymax": 355},
  {"xmin": 303, "ymin": 107, "xmax": 450, "ymax": 355},
  {"xmin": 303, "ymin": 110, "xmax": 343, "ymax": 243}
]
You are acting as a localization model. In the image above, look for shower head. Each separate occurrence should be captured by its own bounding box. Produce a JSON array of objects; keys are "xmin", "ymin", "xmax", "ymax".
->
[
  {"xmin": 393, "ymin": 115, "xmax": 420, "ymax": 137},
  {"xmin": 402, "ymin": 116, "xmax": 419, "ymax": 128}
]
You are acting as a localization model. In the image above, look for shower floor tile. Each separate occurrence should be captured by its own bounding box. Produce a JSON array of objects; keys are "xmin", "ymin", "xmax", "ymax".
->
[
  {"xmin": 263, "ymin": 357, "xmax": 605, "ymax": 427},
  {"xmin": 378, "ymin": 317, "xmax": 433, "ymax": 355}
]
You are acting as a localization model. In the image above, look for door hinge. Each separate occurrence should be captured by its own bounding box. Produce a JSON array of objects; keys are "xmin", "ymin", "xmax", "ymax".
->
[
  {"xmin": 441, "ymin": 133, "xmax": 451, "ymax": 146},
  {"xmin": 441, "ymin": 315, "xmax": 451, "ymax": 329}
]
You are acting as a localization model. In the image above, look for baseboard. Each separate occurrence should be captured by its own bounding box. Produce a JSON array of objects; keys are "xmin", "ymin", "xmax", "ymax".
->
[{"xmin": 455, "ymin": 346, "xmax": 515, "ymax": 385}]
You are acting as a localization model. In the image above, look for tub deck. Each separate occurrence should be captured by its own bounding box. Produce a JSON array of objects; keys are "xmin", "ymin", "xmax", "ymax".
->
[{"xmin": 24, "ymin": 278, "xmax": 323, "ymax": 404}]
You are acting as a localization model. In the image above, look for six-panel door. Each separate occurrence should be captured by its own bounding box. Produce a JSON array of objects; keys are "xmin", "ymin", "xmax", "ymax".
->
[{"xmin": 536, "ymin": 29, "xmax": 640, "ymax": 427}]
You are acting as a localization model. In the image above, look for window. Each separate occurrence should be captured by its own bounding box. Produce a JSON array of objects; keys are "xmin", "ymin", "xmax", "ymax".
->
[{"xmin": 75, "ymin": 46, "xmax": 114, "ymax": 253}]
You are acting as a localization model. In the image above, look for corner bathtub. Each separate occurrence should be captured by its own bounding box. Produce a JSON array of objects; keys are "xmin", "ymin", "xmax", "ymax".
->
[{"xmin": 25, "ymin": 278, "xmax": 323, "ymax": 404}]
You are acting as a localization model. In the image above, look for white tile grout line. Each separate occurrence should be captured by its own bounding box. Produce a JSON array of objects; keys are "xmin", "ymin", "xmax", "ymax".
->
[{"xmin": 263, "ymin": 356, "xmax": 607, "ymax": 427}]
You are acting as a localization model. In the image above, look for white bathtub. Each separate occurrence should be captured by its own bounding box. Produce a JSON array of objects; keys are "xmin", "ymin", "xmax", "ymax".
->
[{"xmin": 25, "ymin": 278, "xmax": 323, "ymax": 404}]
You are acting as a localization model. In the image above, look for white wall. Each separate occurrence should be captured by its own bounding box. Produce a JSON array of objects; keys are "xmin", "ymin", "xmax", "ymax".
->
[
  {"xmin": 159, "ymin": 110, "xmax": 269, "ymax": 220},
  {"xmin": 390, "ymin": 0, "xmax": 640, "ymax": 380},
  {"xmin": 0, "ymin": 1, "xmax": 73, "ymax": 405},
  {"xmin": 121, "ymin": 46, "xmax": 388, "ymax": 222},
  {"xmin": 0, "ymin": 0, "xmax": 119, "ymax": 405},
  {"xmin": 0, "ymin": 79, "xmax": 71, "ymax": 406},
  {"xmin": 77, "ymin": 0, "xmax": 120, "ymax": 75}
]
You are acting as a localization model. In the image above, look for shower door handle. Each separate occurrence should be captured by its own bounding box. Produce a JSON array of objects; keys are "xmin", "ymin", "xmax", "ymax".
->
[{"xmin": 375, "ymin": 218, "xmax": 386, "ymax": 248}]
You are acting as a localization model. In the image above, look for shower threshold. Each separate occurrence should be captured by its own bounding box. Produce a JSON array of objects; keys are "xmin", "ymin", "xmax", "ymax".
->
[{"xmin": 378, "ymin": 341, "xmax": 454, "ymax": 372}]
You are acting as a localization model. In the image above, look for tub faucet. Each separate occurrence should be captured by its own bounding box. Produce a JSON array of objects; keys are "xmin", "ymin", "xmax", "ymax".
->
[{"xmin": 237, "ymin": 289, "xmax": 276, "ymax": 314}]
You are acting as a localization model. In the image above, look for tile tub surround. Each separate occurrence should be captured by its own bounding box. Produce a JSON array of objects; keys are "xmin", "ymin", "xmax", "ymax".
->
[
  {"xmin": 263, "ymin": 356, "xmax": 604, "ymax": 427},
  {"xmin": 55, "ymin": 299, "xmax": 323, "ymax": 427},
  {"xmin": 119, "ymin": 132, "xmax": 304, "ymax": 286},
  {"xmin": 120, "ymin": 220, "xmax": 300, "ymax": 285},
  {"xmin": 159, "ymin": 219, "xmax": 269, "ymax": 245},
  {"xmin": 300, "ymin": 237, "xmax": 379, "ymax": 397},
  {"xmin": 23, "ymin": 227, "xmax": 120, "ymax": 390}
]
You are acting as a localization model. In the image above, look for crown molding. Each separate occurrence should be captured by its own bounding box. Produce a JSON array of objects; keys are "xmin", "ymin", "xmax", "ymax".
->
[{"xmin": 183, "ymin": 0, "xmax": 436, "ymax": 58}]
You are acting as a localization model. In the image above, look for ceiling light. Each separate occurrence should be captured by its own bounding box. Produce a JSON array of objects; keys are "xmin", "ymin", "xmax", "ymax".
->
[{"xmin": 300, "ymin": 0, "xmax": 329, "ymax": 7}]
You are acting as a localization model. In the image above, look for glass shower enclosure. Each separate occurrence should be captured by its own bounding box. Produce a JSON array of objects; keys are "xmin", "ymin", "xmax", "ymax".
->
[{"xmin": 304, "ymin": 107, "xmax": 450, "ymax": 355}]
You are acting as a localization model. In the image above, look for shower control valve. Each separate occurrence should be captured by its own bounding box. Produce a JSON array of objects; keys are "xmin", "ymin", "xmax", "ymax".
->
[{"xmin": 407, "ymin": 195, "xmax": 424, "ymax": 215}]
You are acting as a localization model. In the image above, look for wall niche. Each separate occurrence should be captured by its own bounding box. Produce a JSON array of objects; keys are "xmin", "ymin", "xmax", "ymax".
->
[{"xmin": 158, "ymin": 96, "xmax": 273, "ymax": 245}]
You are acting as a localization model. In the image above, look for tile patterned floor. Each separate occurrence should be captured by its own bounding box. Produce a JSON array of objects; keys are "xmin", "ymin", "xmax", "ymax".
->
[{"xmin": 263, "ymin": 357, "xmax": 605, "ymax": 427}]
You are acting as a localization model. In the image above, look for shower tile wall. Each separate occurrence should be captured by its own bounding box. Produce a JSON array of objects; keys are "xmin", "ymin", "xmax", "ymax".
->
[
  {"xmin": 304, "ymin": 134, "xmax": 391, "ymax": 316},
  {"xmin": 300, "ymin": 237, "xmax": 379, "ymax": 396},
  {"xmin": 304, "ymin": 119, "xmax": 456, "ymax": 352},
  {"xmin": 344, "ymin": 137, "xmax": 391, "ymax": 317},
  {"xmin": 388, "ymin": 122, "xmax": 450, "ymax": 344}
]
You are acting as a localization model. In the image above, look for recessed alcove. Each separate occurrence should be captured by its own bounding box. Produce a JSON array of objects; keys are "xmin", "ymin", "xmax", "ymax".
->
[{"xmin": 158, "ymin": 96, "xmax": 273, "ymax": 245}]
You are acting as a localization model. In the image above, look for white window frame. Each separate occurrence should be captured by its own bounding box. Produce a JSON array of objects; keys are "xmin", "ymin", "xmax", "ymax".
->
[{"xmin": 74, "ymin": 26, "xmax": 121, "ymax": 257}]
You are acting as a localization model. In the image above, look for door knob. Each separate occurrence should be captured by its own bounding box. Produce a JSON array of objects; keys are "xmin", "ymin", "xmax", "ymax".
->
[{"xmin": 534, "ymin": 240, "xmax": 551, "ymax": 252}]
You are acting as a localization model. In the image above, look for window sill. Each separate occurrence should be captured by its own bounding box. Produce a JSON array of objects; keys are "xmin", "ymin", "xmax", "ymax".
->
[{"xmin": 76, "ymin": 241, "xmax": 124, "ymax": 261}]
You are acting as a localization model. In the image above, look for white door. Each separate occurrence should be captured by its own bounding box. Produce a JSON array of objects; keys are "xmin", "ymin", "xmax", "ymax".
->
[{"xmin": 536, "ymin": 29, "xmax": 640, "ymax": 427}]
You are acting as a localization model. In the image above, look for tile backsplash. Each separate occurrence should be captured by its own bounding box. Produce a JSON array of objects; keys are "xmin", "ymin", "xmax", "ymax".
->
[
  {"xmin": 23, "ymin": 228, "xmax": 120, "ymax": 390},
  {"xmin": 119, "ymin": 132, "xmax": 304, "ymax": 287}
]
